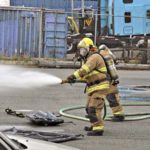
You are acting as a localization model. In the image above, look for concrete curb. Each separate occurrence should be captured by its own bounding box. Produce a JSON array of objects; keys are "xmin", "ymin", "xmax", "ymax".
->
[
  {"xmin": 37, "ymin": 59, "xmax": 81, "ymax": 68},
  {"xmin": 0, "ymin": 60, "xmax": 37, "ymax": 66},
  {"xmin": 116, "ymin": 64, "xmax": 150, "ymax": 70},
  {"xmin": 1, "ymin": 59, "xmax": 150, "ymax": 70},
  {"xmin": 37, "ymin": 59, "xmax": 150, "ymax": 70}
]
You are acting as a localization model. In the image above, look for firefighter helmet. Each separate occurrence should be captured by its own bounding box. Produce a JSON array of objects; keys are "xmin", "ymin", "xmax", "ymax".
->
[{"xmin": 77, "ymin": 37, "xmax": 94, "ymax": 49}]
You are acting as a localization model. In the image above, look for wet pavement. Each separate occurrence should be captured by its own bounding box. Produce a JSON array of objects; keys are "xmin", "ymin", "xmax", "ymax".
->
[{"xmin": 0, "ymin": 68, "xmax": 150, "ymax": 150}]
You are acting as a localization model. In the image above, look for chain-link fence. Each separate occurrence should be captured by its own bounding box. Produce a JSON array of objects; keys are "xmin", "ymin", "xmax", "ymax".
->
[{"xmin": 1, "ymin": 1, "xmax": 150, "ymax": 64}]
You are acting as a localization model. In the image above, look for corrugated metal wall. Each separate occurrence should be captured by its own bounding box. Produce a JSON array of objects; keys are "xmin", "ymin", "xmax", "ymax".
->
[
  {"xmin": 10, "ymin": 0, "xmax": 68, "ymax": 10},
  {"xmin": 0, "ymin": 7, "xmax": 67, "ymax": 58},
  {"xmin": 10, "ymin": 0, "xmax": 98, "ymax": 12},
  {"xmin": 0, "ymin": 7, "xmax": 41, "ymax": 57},
  {"xmin": 44, "ymin": 11, "xmax": 67, "ymax": 58}
]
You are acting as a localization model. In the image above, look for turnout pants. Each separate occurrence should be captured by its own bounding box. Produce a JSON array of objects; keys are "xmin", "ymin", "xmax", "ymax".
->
[
  {"xmin": 107, "ymin": 84, "xmax": 124, "ymax": 115},
  {"xmin": 86, "ymin": 90, "xmax": 108, "ymax": 127}
]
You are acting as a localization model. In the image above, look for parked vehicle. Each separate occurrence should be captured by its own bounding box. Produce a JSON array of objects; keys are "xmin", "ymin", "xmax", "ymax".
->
[{"xmin": 0, "ymin": 132, "xmax": 79, "ymax": 150}]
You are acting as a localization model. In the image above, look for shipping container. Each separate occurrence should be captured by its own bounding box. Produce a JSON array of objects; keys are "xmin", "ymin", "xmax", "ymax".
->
[
  {"xmin": 0, "ymin": 7, "xmax": 67, "ymax": 58},
  {"xmin": 0, "ymin": 7, "xmax": 41, "ymax": 57},
  {"xmin": 43, "ymin": 11, "xmax": 67, "ymax": 58},
  {"xmin": 10, "ymin": 0, "xmax": 97, "ymax": 12}
]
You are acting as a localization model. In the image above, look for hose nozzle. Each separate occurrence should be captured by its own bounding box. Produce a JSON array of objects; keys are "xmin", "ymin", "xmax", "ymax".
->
[{"xmin": 61, "ymin": 79, "xmax": 68, "ymax": 84}]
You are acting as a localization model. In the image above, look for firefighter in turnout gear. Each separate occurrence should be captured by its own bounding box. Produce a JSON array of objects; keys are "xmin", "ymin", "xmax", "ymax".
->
[
  {"xmin": 98, "ymin": 44, "xmax": 125, "ymax": 121},
  {"xmin": 63, "ymin": 38, "xmax": 110, "ymax": 136}
]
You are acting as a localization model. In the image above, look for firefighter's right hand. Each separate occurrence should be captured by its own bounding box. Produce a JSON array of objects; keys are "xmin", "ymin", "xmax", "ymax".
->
[
  {"xmin": 67, "ymin": 74, "xmax": 76, "ymax": 83},
  {"xmin": 61, "ymin": 75, "xmax": 76, "ymax": 84}
]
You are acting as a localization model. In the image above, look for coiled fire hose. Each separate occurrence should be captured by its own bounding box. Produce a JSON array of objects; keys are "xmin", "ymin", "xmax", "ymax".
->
[
  {"xmin": 59, "ymin": 103, "xmax": 150, "ymax": 121},
  {"xmin": 60, "ymin": 80, "xmax": 150, "ymax": 121}
]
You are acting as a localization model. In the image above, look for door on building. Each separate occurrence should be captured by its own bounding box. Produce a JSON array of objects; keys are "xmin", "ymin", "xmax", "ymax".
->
[{"xmin": 145, "ymin": 6, "xmax": 150, "ymax": 34}]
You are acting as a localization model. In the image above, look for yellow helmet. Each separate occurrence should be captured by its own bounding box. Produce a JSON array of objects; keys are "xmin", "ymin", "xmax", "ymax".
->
[{"xmin": 77, "ymin": 38, "xmax": 94, "ymax": 49}]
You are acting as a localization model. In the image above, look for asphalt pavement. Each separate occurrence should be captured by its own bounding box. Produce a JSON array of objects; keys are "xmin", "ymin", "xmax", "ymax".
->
[{"xmin": 0, "ymin": 67, "xmax": 150, "ymax": 150}]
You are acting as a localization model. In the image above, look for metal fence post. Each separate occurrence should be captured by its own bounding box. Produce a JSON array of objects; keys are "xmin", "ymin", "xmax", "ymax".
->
[
  {"xmin": 94, "ymin": 13, "xmax": 98, "ymax": 45},
  {"xmin": 38, "ymin": 10, "xmax": 43, "ymax": 58}
]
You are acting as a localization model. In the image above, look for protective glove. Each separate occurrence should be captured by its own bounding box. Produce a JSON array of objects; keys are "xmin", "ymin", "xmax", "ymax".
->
[
  {"xmin": 114, "ymin": 59, "xmax": 119, "ymax": 65},
  {"xmin": 67, "ymin": 74, "xmax": 76, "ymax": 83},
  {"xmin": 61, "ymin": 79, "xmax": 68, "ymax": 84},
  {"xmin": 112, "ymin": 80, "xmax": 119, "ymax": 85}
]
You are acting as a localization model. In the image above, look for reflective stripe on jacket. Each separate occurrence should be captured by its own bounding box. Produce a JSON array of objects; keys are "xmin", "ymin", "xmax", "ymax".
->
[{"xmin": 73, "ymin": 53, "xmax": 110, "ymax": 94}]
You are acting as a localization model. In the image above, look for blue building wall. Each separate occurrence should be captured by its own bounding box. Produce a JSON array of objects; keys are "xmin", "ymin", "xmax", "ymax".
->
[
  {"xmin": 100, "ymin": 0, "xmax": 108, "ymax": 34},
  {"xmin": 111, "ymin": 0, "xmax": 150, "ymax": 36}
]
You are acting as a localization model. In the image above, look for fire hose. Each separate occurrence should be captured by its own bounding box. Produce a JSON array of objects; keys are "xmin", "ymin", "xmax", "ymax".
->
[
  {"xmin": 59, "ymin": 103, "xmax": 150, "ymax": 121},
  {"xmin": 60, "ymin": 80, "xmax": 150, "ymax": 121}
]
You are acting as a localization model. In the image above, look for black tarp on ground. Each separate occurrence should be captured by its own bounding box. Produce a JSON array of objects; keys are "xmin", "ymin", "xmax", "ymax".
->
[{"xmin": 1, "ymin": 127, "xmax": 83, "ymax": 143}]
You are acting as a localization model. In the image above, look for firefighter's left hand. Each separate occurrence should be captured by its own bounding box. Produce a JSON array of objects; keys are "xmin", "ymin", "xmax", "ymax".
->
[
  {"xmin": 114, "ymin": 60, "xmax": 119, "ymax": 65},
  {"xmin": 112, "ymin": 80, "xmax": 119, "ymax": 85}
]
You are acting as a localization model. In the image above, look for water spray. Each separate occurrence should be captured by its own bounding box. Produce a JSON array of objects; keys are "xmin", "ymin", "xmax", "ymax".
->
[{"xmin": 0, "ymin": 65, "xmax": 62, "ymax": 89}]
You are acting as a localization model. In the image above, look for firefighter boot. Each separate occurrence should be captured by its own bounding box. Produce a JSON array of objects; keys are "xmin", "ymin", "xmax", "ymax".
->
[
  {"xmin": 112, "ymin": 113, "xmax": 125, "ymax": 122},
  {"xmin": 84, "ymin": 126, "xmax": 92, "ymax": 131},
  {"xmin": 87, "ymin": 130, "xmax": 104, "ymax": 136},
  {"xmin": 87, "ymin": 126, "xmax": 104, "ymax": 136}
]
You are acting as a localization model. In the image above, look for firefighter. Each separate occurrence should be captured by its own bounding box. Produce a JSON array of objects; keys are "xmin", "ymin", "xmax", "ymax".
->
[
  {"xmin": 62, "ymin": 38, "xmax": 110, "ymax": 136},
  {"xmin": 98, "ymin": 44, "xmax": 125, "ymax": 121}
]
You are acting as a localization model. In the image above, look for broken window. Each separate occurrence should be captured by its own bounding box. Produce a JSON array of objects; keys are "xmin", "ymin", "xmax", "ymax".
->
[
  {"xmin": 147, "ymin": 10, "xmax": 150, "ymax": 19},
  {"xmin": 125, "ymin": 12, "xmax": 131, "ymax": 23},
  {"xmin": 123, "ymin": 0, "xmax": 133, "ymax": 4}
]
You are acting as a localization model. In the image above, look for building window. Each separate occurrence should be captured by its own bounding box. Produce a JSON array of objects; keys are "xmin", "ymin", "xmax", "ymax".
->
[
  {"xmin": 123, "ymin": 0, "xmax": 133, "ymax": 4},
  {"xmin": 147, "ymin": 10, "xmax": 150, "ymax": 19},
  {"xmin": 124, "ymin": 12, "xmax": 131, "ymax": 23}
]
